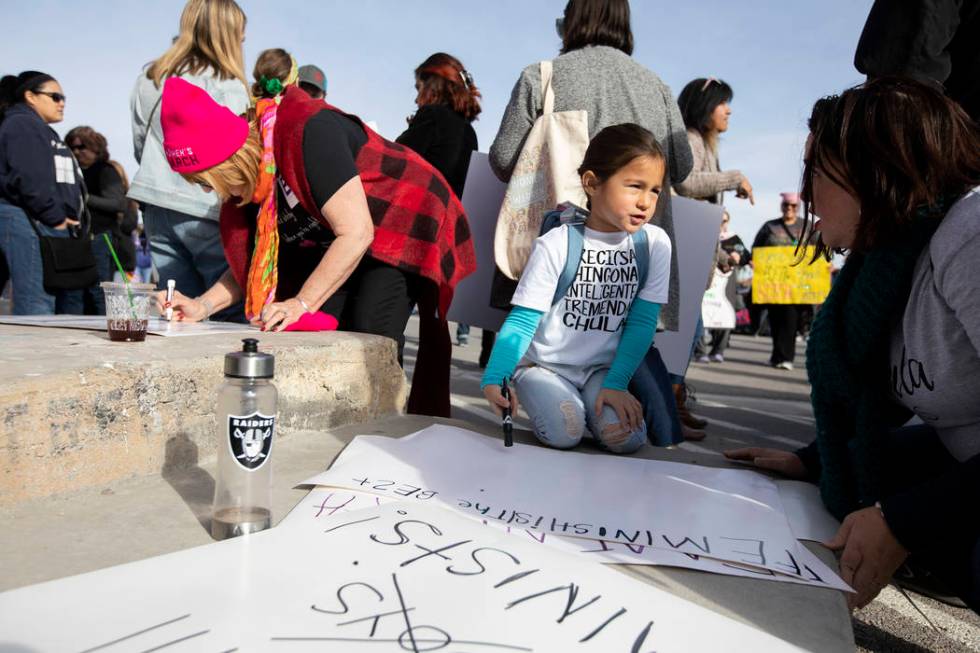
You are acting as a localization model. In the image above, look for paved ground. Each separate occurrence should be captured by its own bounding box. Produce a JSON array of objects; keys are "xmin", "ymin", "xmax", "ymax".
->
[{"xmin": 413, "ymin": 323, "xmax": 979, "ymax": 653}]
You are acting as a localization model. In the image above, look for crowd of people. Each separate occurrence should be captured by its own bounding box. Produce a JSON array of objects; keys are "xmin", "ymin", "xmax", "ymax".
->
[{"xmin": 0, "ymin": 0, "xmax": 977, "ymax": 615}]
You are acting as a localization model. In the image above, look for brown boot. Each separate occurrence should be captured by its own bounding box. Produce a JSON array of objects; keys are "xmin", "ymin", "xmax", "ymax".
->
[
  {"xmin": 682, "ymin": 423, "xmax": 706, "ymax": 441},
  {"xmin": 673, "ymin": 382, "xmax": 708, "ymax": 430}
]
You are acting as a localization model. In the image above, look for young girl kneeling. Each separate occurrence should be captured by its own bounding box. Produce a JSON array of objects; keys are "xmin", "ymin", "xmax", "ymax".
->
[{"xmin": 482, "ymin": 124, "xmax": 671, "ymax": 454}]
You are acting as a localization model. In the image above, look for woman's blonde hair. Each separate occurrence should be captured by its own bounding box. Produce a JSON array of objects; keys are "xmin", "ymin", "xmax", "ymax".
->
[
  {"xmin": 183, "ymin": 124, "xmax": 262, "ymax": 206},
  {"xmin": 147, "ymin": 0, "xmax": 247, "ymax": 89}
]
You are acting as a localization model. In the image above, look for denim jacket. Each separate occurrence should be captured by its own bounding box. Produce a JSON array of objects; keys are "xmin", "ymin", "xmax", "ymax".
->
[{"xmin": 128, "ymin": 69, "xmax": 249, "ymax": 220}]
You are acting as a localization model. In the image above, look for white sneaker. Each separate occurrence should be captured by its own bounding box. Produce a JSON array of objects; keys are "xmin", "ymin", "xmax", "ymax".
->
[
  {"xmin": 774, "ymin": 361, "xmax": 794, "ymax": 371},
  {"xmin": 695, "ymin": 355, "xmax": 711, "ymax": 364},
  {"xmin": 709, "ymin": 354, "xmax": 724, "ymax": 363}
]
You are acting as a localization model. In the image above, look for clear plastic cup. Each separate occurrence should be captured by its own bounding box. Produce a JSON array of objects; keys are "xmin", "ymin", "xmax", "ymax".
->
[{"xmin": 100, "ymin": 281, "xmax": 156, "ymax": 342}]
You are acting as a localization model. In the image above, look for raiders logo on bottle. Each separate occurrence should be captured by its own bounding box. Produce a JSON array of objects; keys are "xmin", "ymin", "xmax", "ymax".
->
[{"xmin": 228, "ymin": 412, "xmax": 275, "ymax": 471}]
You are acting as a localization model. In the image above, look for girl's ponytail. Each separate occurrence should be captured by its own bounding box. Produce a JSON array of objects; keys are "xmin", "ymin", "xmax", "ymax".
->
[{"xmin": 251, "ymin": 48, "xmax": 298, "ymax": 100}]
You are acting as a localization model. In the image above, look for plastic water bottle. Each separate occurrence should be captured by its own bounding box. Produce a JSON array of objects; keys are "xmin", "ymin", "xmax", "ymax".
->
[{"xmin": 211, "ymin": 338, "xmax": 278, "ymax": 540}]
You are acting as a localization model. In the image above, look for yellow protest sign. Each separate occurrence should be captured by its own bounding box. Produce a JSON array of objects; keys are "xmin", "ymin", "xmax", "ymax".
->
[{"xmin": 752, "ymin": 246, "xmax": 831, "ymax": 304}]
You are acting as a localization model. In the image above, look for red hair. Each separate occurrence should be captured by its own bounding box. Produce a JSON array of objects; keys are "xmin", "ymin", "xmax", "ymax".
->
[{"xmin": 415, "ymin": 52, "xmax": 481, "ymax": 121}]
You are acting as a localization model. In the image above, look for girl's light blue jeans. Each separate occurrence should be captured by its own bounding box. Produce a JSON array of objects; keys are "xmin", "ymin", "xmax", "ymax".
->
[{"xmin": 512, "ymin": 364, "xmax": 646, "ymax": 454}]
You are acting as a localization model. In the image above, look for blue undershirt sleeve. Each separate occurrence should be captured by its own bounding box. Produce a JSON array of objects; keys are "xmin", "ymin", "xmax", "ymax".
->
[
  {"xmin": 480, "ymin": 306, "xmax": 544, "ymax": 389},
  {"xmin": 602, "ymin": 299, "xmax": 662, "ymax": 391}
]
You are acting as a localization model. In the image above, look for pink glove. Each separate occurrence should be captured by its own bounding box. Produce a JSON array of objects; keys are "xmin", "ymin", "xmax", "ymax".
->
[{"xmin": 284, "ymin": 311, "xmax": 339, "ymax": 332}]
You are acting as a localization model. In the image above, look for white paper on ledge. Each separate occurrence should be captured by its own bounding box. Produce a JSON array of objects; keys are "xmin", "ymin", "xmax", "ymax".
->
[
  {"xmin": 776, "ymin": 480, "xmax": 842, "ymax": 543},
  {"xmin": 301, "ymin": 425, "xmax": 807, "ymax": 575},
  {"xmin": 0, "ymin": 502, "xmax": 803, "ymax": 652},
  {"xmin": 0, "ymin": 314, "xmax": 260, "ymax": 337},
  {"xmin": 281, "ymin": 487, "xmax": 851, "ymax": 593}
]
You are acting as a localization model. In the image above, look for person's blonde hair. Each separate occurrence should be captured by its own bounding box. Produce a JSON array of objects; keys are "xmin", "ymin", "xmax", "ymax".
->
[
  {"xmin": 183, "ymin": 125, "xmax": 262, "ymax": 206},
  {"xmin": 147, "ymin": 0, "xmax": 247, "ymax": 89}
]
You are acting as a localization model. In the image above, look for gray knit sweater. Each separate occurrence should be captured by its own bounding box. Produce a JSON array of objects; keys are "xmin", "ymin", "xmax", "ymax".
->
[
  {"xmin": 674, "ymin": 128, "xmax": 744, "ymax": 204},
  {"xmin": 489, "ymin": 46, "xmax": 693, "ymax": 330}
]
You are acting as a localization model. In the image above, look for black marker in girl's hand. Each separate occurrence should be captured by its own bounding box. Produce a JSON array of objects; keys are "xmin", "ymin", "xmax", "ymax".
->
[{"xmin": 501, "ymin": 377, "xmax": 514, "ymax": 447}]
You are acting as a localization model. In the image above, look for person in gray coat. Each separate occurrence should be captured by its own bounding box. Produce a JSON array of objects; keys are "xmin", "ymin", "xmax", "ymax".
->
[
  {"xmin": 490, "ymin": 0, "xmax": 692, "ymax": 333},
  {"xmin": 129, "ymin": 0, "xmax": 250, "ymax": 321}
]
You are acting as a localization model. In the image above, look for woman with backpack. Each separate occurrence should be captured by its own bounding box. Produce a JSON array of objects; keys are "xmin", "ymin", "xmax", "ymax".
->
[
  {"xmin": 482, "ymin": 124, "xmax": 671, "ymax": 453},
  {"xmin": 129, "ymin": 0, "xmax": 250, "ymax": 320},
  {"xmin": 0, "ymin": 71, "xmax": 86, "ymax": 315}
]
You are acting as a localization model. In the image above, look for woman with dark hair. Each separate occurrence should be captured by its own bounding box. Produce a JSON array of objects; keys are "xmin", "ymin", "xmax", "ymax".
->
[
  {"xmin": 675, "ymin": 78, "xmax": 753, "ymax": 204},
  {"xmin": 396, "ymin": 53, "xmax": 486, "ymax": 353},
  {"xmin": 0, "ymin": 71, "xmax": 85, "ymax": 315},
  {"xmin": 491, "ymin": 0, "xmax": 695, "ymax": 443},
  {"xmin": 397, "ymin": 53, "xmax": 479, "ymax": 197},
  {"xmin": 65, "ymin": 126, "xmax": 134, "ymax": 314},
  {"xmin": 673, "ymin": 77, "xmax": 754, "ymax": 431},
  {"xmin": 727, "ymin": 77, "xmax": 980, "ymax": 613}
]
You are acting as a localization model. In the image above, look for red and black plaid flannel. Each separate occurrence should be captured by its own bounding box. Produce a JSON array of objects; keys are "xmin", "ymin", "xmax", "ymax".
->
[{"xmin": 219, "ymin": 87, "xmax": 476, "ymax": 416}]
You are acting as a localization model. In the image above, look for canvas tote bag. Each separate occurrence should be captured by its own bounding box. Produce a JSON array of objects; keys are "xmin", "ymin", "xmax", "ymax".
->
[{"xmin": 492, "ymin": 60, "xmax": 590, "ymax": 280}]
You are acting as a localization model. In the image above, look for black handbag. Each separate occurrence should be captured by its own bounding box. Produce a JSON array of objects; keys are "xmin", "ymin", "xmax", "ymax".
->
[
  {"xmin": 31, "ymin": 219, "xmax": 99, "ymax": 291},
  {"xmin": 110, "ymin": 226, "xmax": 137, "ymax": 272}
]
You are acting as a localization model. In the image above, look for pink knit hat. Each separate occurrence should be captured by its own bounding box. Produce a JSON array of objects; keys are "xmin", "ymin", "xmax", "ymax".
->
[
  {"xmin": 161, "ymin": 77, "xmax": 249, "ymax": 174},
  {"xmin": 780, "ymin": 192, "xmax": 801, "ymax": 205}
]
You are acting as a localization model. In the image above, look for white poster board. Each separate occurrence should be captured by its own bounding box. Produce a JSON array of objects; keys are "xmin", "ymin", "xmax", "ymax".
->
[
  {"xmin": 776, "ymin": 480, "xmax": 842, "ymax": 543},
  {"xmin": 701, "ymin": 269, "xmax": 736, "ymax": 329},
  {"xmin": 446, "ymin": 152, "xmax": 510, "ymax": 331},
  {"xmin": 446, "ymin": 154, "xmax": 722, "ymax": 375},
  {"xmin": 654, "ymin": 196, "xmax": 724, "ymax": 374},
  {"xmin": 282, "ymin": 487, "xmax": 850, "ymax": 592},
  {"xmin": 0, "ymin": 502, "xmax": 801, "ymax": 652},
  {"xmin": 303, "ymin": 425, "xmax": 808, "ymax": 575},
  {"xmin": 0, "ymin": 314, "xmax": 259, "ymax": 337}
]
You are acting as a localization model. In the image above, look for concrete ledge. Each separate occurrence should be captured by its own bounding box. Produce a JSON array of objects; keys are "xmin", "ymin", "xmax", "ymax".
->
[{"xmin": 0, "ymin": 326, "xmax": 407, "ymax": 506}]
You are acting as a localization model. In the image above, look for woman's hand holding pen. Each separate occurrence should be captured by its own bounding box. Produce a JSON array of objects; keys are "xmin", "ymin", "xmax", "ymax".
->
[
  {"xmin": 484, "ymin": 384, "xmax": 520, "ymax": 417},
  {"xmin": 594, "ymin": 388, "xmax": 643, "ymax": 439}
]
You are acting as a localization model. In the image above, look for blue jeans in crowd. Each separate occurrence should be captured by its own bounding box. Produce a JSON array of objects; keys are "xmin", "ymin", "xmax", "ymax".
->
[
  {"xmin": 142, "ymin": 204, "xmax": 244, "ymax": 322},
  {"xmin": 512, "ymin": 364, "xmax": 646, "ymax": 454},
  {"xmin": 629, "ymin": 346, "xmax": 684, "ymax": 447},
  {"xmin": 0, "ymin": 201, "xmax": 80, "ymax": 315}
]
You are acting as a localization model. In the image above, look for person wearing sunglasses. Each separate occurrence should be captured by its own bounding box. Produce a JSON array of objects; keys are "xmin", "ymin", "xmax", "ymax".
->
[
  {"xmin": 751, "ymin": 192, "xmax": 807, "ymax": 370},
  {"xmin": 0, "ymin": 71, "xmax": 85, "ymax": 315},
  {"xmin": 66, "ymin": 126, "xmax": 137, "ymax": 314}
]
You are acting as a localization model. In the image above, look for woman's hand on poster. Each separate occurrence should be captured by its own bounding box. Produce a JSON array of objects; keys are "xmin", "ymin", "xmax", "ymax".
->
[
  {"xmin": 594, "ymin": 388, "xmax": 643, "ymax": 436},
  {"xmin": 155, "ymin": 289, "xmax": 208, "ymax": 322},
  {"xmin": 825, "ymin": 507, "xmax": 908, "ymax": 610},
  {"xmin": 723, "ymin": 447, "xmax": 808, "ymax": 479},
  {"xmin": 736, "ymin": 177, "xmax": 755, "ymax": 205},
  {"xmin": 254, "ymin": 298, "xmax": 308, "ymax": 332},
  {"xmin": 483, "ymin": 384, "xmax": 520, "ymax": 417}
]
